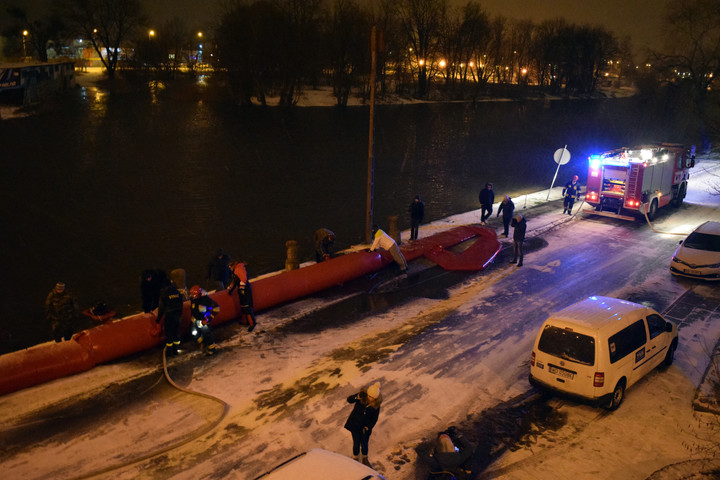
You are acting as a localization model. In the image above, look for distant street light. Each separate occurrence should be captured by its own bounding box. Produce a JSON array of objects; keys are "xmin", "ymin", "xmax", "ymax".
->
[
  {"xmin": 149, "ymin": 29, "xmax": 155, "ymax": 39},
  {"xmin": 22, "ymin": 30, "xmax": 28, "ymax": 58}
]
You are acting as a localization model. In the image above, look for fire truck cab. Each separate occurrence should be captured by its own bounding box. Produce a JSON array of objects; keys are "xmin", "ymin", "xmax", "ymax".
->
[{"xmin": 584, "ymin": 144, "xmax": 695, "ymax": 221}]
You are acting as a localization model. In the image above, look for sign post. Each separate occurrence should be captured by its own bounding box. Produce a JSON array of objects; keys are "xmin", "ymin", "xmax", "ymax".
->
[{"xmin": 547, "ymin": 146, "xmax": 571, "ymax": 200}]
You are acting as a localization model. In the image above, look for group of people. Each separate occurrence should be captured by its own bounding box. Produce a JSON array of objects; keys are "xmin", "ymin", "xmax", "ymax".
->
[
  {"xmin": 154, "ymin": 258, "xmax": 258, "ymax": 357},
  {"xmin": 478, "ymin": 175, "xmax": 582, "ymax": 268},
  {"xmin": 478, "ymin": 182, "xmax": 527, "ymax": 267}
]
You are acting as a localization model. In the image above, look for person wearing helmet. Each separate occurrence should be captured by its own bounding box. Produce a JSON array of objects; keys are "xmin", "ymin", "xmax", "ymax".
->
[
  {"xmin": 228, "ymin": 261, "xmax": 258, "ymax": 332},
  {"xmin": 189, "ymin": 285, "xmax": 219, "ymax": 356},
  {"xmin": 562, "ymin": 175, "xmax": 581, "ymax": 215}
]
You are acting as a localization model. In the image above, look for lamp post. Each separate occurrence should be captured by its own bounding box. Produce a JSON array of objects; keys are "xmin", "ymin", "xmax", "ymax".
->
[
  {"xmin": 197, "ymin": 31, "xmax": 203, "ymax": 64},
  {"xmin": 22, "ymin": 30, "xmax": 28, "ymax": 59}
]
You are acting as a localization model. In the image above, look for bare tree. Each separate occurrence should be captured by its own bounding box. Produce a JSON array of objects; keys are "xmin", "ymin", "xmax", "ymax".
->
[
  {"xmin": 58, "ymin": 0, "xmax": 145, "ymax": 79},
  {"xmin": 326, "ymin": 0, "xmax": 371, "ymax": 107},
  {"xmin": 396, "ymin": 0, "xmax": 447, "ymax": 98},
  {"xmin": 3, "ymin": 6, "xmax": 66, "ymax": 62},
  {"xmin": 657, "ymin": 0, "xmax": 720, "ymax": 151}
]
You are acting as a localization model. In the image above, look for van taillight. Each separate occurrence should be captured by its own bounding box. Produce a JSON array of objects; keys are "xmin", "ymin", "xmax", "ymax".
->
[
  {"xmin": 531, "ymin": 351, "xmax": 536, "ymax": 367},
  {"xmin": 594, "ymin": 372, "xmax": 605, "ymax": 387}
]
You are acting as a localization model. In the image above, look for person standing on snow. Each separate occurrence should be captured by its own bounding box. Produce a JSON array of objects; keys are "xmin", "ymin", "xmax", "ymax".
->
[
  {"xmin": 510, "ymin": 214, "xmax": 527, "ymax": 267},
  {"xmin": 370, "ymin": 225, "xmax": 408, "ymax": 273},
  {"xmin": 228, "ymin": 261, "xmax": 257, "ymax": 332},
  {"xmin": 562, "ymin": 175, "xmax": 581, "ymax": 215},
  {"xmin": 156, "ymin": 277, "xmax": 184, "ymax": 356},
  {"xmin": 45, "ymin": 282, "xmax": 78, "ymax": 342},
  {"xmin": 409, "ymin": 195, "xmax": 425, "ymax": 241},
  {"xmin": 344, "ymin": 382, "xmax": 382, "ymax": 467},
  {"xmin": 189, "ymin": 285, "xmax": 219, "ymax": 356},
  {"xmin": 496, "ymin": 195, "xmax": 515, "ymax": 237},
  {"xmin": 478, "ymin": 183, "xmax": 494, "ymax": 225}
]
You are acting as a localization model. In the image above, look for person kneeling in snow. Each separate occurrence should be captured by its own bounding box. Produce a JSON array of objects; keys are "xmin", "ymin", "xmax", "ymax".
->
[
  {"xmin": 425, "ymin": 426, "xmax": 475, "ymax": 480},
  {"xmin": 189, "ymin": 285, "xmax": 219, "ymax": 356}
]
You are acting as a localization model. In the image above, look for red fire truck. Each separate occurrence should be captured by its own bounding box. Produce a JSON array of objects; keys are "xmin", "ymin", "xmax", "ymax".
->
[{"xmin": 583, "ymin": 144, "xmax": 695, "ymax": 221}]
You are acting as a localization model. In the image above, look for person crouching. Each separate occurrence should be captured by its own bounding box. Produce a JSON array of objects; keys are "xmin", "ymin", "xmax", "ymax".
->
[{"xmin": 189, "ymin": 285, "xmax": 219, "ymax": 356}]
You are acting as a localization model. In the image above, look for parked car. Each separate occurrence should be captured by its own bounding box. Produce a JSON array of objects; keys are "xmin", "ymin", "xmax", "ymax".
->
[
  {"xmin": 253, "ymin": 448, "xmax": 386, "ymax": 480},
  {"xmin": 670, "ymin": 221, "xmax": 720, "ymax": 281},
  {"xmin": 529, "ymin": 296, "xmax": 678, "ymax": 410}
]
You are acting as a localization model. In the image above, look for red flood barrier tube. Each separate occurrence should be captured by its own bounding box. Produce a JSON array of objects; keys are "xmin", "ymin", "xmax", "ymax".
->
[
  {"xmin": 251, "ymin": 250, "xmax": 387, "ymax": 312},
  {"xmin": 0, "ymin": 226, "xmax": 496, "ymax": 397},
  {"xmin": 74, "ymin": 312, "xmax": 165, "ymax": 365},
  {"xmin": 0, "ymin": 339, "xmax": 95, "ymax": 396}
]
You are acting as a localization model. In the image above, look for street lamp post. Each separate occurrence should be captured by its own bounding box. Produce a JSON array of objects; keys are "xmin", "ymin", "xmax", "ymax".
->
[{"xmin": 22, "ymin": 30, "xmax": 28, "ymax": 59}]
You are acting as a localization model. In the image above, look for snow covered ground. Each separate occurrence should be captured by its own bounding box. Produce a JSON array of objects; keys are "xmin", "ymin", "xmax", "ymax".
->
[{"xmin": 0, "ymin": 156, "xmax": 718, "ymax": 480}]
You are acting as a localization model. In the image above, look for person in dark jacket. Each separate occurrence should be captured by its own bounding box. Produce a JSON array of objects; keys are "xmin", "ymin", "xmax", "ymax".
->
[
  {"xmin": 409, "ymin": 195, "xmax": 425, "ymax": 241},
  {"xmin": 562, "ymin": 175, "xmax": 581, "ymax": 215},
  {"xmin": 314, "ymin": 228, "xmax": 336, "ymax": 262},
  {"xmin": 344, "ymin": 382, "xmax": 382, "ymax": 466},
  {"xmin": 510, "ymin": 214, "xmax": 527, "ymax": 267},
  {"xmin": 45, "ymin": 282, "xmax": 78, "ymax": 342},
  {"xmin": 189, "ymin": 285, "xmax": 219, "ymax": 356},
  {"xmin": 478, "ymin": 183, "xmax": 494, "ymax": 225},
  {"xmin": 228, "ymin": 261, "xmax": 257, "ymax": 332},
  {"xmin": 156, "ymin": 277, "xmax": 184, "ymax": 356},
  {"xmin": 207, "ymin": 248, "xmax": 232, "ymax": 290},
  {"xmin": 496, "ymin": 195, "xmax": 515, "ymax": 237},
  {"xmin": 141, "ymin": 268, "xmax": 167, "ymax": 313},
  {"xmin": 426, "ymin": 426, "xmax": 475, "ymax": 479}
]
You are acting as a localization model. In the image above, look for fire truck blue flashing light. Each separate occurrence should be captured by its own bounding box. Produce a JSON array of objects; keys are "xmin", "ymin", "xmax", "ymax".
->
[{"xmin": 589, "ymin": 155, "xmax": 602, "ymax": 169}]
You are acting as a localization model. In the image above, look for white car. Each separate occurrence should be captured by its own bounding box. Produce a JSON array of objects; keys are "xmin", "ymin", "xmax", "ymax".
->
[
  {"xmin": 253, "ymin": 448, "xmax": 386, "ymax": 480},
  {"xmin": 670, "ymin": 221, "xmax": 720, "ymax": 281}
]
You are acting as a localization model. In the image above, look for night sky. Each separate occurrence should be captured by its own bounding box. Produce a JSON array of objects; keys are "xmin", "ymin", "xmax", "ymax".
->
[{"xmin": 4, "ymin": 0, "xmax": 670, "ymax": 53}]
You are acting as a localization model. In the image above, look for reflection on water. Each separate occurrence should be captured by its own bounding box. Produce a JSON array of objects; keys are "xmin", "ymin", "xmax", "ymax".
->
[{"xmin": 0, "ymin": 79, "xmax": 696, "ymax": 352}]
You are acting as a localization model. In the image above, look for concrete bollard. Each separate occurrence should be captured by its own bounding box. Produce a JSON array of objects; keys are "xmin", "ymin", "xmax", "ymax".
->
[
  {"xmin": 388, "ymin": 215, "xmax": 401, "ymax": 245},
  {"xmin": 285, "ymin": 240, "xmax": 300, "ymax": 271}
]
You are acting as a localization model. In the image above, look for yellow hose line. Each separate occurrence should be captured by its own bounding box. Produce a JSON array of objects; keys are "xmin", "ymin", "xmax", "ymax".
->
[{"xmin": 70, "ymin": 347, "xmax": 229, "ymax": 479}]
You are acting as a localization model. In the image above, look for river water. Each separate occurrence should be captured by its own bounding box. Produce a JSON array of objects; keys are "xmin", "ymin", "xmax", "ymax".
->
[{"xmin": 0, "ymin": 77, "xmax": 698, "ymax": 352}]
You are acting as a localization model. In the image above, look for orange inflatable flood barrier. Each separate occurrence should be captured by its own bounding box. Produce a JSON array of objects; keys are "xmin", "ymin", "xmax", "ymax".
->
[{"xmin": 0, "ymin": 226, "xmax": 499, "ymax": 396}]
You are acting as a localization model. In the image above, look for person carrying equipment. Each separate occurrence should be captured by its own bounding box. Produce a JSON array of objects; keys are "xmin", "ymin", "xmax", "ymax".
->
[{"xmin": 189, "ymin": 285, "xmax": 219, "ymax": 356}]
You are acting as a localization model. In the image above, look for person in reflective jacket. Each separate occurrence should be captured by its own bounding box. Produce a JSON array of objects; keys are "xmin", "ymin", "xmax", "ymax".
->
[
  {"xmin": 189, "ymin": 285, "xmax": 219, "ymax": 356},
  {"xmin": 156, "ymin": 277, "xmax": 184, "ymax": 356}
]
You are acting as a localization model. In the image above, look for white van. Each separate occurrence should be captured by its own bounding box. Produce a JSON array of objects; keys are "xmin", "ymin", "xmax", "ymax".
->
[{"xmin": 529, "ymin": 296, "xmax": 678, "ymax": 409}]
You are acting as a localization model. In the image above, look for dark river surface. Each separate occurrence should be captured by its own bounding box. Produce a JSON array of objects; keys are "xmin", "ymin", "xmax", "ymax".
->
[{"xmin": 0, "ymin": 77, "xmax": 699, "ymax": 353}]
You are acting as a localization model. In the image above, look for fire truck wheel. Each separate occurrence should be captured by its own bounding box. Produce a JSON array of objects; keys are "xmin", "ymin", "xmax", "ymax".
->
[
  {"xmin": 647, "ymin": 199, "xmax": 658, "ymax": 221},
  {"xmin": 672, "ymin": 184, "xmax": 686, "ymax": 207}
]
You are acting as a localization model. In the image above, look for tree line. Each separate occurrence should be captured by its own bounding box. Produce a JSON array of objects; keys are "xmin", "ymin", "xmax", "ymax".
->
[{"xmin": 1, "ymin": 0, "xmax": 718, "ymax": 115}]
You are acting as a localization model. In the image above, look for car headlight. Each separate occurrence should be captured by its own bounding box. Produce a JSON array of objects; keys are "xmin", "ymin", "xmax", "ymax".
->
[{"xmin": 671, "ymin": 256, "xmax": 681, "ymax": 263}]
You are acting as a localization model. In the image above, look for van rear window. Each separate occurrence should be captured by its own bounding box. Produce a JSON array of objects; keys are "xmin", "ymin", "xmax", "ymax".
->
[{"xmin": 538, "ymin": 326, "xmax": 595, "ymax": 366}]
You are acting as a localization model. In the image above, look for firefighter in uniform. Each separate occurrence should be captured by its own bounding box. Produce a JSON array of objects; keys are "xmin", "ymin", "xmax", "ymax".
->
[
  {"xmin": 228, "ymin": 261, "xmax": 257, "ymax": 332},
  {"xmin": 156, "ymin": 278, "xmax": 184, "ymax": 356},
  {"xmin": 562, "ymin": 175, "xmax": 581, "ymax": 215},
  {"xmin": 189, "ymin": 285, "xmax": 219, "ymax": 355}
]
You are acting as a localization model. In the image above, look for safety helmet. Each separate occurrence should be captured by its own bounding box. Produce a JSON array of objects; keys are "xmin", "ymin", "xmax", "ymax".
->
[
  {"xmin": 189, "ymin": 285, "xmax": 203, "ymax": 298},
  {"xmin": 573, "ymin": 175, "xmax": 579, "ymax": 181}
]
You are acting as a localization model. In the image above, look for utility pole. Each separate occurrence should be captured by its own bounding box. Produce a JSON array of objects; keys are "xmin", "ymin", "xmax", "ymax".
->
[{"xmin": 365, "ymin": 25, "xmax": 377, "ymax": 243}]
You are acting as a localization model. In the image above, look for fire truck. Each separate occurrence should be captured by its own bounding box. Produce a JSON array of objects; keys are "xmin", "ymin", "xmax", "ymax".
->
[{"xmin": 583, "ymin": 144, "xmax": 695, "ymax": 221}]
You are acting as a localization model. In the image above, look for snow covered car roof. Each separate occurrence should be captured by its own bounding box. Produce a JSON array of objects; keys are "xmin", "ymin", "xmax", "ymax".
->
[{"xmin": 253, "ymin": 448, "xmax": 386, "ymax": 480}]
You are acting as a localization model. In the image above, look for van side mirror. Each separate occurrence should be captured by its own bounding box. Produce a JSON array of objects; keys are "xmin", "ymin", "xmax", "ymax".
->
[{"xmin": 665, "ymin": 322, "xmax": 673, "ymax": 332}]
